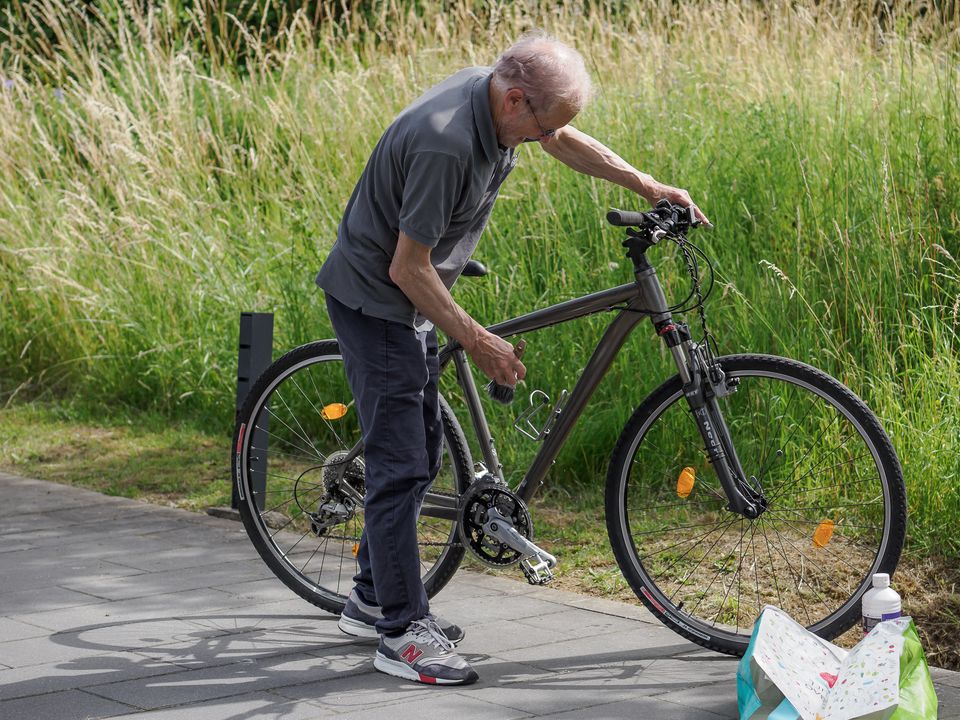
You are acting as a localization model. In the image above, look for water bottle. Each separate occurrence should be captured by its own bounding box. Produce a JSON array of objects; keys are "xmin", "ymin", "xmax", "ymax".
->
[{"xmin": 862, "ymin": 572, "xmax": 902, "ymax": 634}]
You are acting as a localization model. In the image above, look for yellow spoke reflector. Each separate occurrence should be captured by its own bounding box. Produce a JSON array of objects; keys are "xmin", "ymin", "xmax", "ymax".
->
[
  {"xmin": 321, "ymin": 403, "xmax": 349, "ymax": 421},
  {"xmin": 813, "ymin": 519, "xmax": 835, "ymax": 548},
  {"xmin": 676, "ymin": 467, "xmax": 696, "ymax": 498},
  {"xmin": 352, "ymin": 542, "xmax": 360, "ymax": 557}
]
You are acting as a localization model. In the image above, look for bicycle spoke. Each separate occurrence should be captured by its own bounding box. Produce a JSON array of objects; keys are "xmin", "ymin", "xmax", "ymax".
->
[
  {"xmin": 257, "ymin": 421, "xmax": 323, "ymax": 462},
  {"xmin": 773, "ymin": 499, "xmax": 883, "ymax": 514},
  {"xmin": 647, "ymin": 514, "xmax": 740, "ymax": 589},
  {"xmin": 262, "ymin": 404, "xmax": 325, "ymax": 462},
  {"xmin": 686, "ymin": 517, "xmax": 748, "ymax": 625},
  {"xmin": 768, "ymin": 508, "xmax": 882, "ymax": 533},
  {"xmin": 250, "ymin": 444, "xmax": 326, "ymax": 464},
  {"xmin": 298, "ymin": 538, "xmax": 325, "ymax": 575},
  {"xmin": 722, "ymin": 518, "xmax": 748, "ymax": 631},
  {"xmin": 303, "ymin": 363, "xmax": 351, "ymax": 449},
  {"xmin": 754, "ymin": 386, "xmax": 801, "ymax": 485},
  {"xmin": 766, "ymin": 509, "xmax": 883, "ymax": 583},
  {"xmin": 261, "ymin": 471, "xmax": 324, "ymax": 486},
  {"xmin": 761, "ymin": 515, "xmax": 846, "ymax": 617},
  {"xmin": 630, "ymin": 517, "xmax": 735, "ymax": 538},
  {"xmin": 750, "ymin": 520, "xmax": 762, "ymax": 623},
  {"xmin": 754, "ymin": 383, "xmax": 817, "ymax": 485},
  {"xmin": 765, "ymin": 454, "xmax": 874, "ymax": 504},
  {"xmin": 760, "ymin": 516, "xmax": 818, "ymax": 625},
  {"xmin": 764, "ymin": 411, "xmax": 845, "ymax": 500},
  {"xmin": 253, "ymin": 486, "xmax": 324, "ymax": 495},
  {"xmin": 636, "ymin": 494, "xmax": 727, "ymax": 513},
  {"xmin": 316, "ymin": 532, "xmax": 330, "ymax": 585},
  {"xmin": 281, "ymin": 529, "xmax": 312, "ymax": 559},
  {"xmin": 665, "ymin": 514, "xmax": 742, "ymax": 603},
  {"xmin": 637, "ymin": 518, "xmax": 737, "ymax": 562},
  {"xmin": 273, "ymin": 388, "xmax": 325, "ymax": 460},
  {"xmin": 337, "ymin": 525, "xmax": 347, "ymax": 595},
  {"xmin": 758, "ymin": 516, "xmax": 785, "ymax": 610}
]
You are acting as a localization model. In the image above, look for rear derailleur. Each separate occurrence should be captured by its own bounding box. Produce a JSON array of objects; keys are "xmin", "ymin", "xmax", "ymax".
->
[{"xmin": 308, "ymin": 451, "xmax": 365, "ymax": 537}]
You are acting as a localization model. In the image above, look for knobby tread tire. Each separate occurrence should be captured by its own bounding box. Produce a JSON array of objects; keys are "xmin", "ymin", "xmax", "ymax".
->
[
  {"xmin": 604, "ymin": 353, "xmax": 907, "ymax": 656},
  {"xmin": 232, "ymin": 340, "xmax": 473, "ymax": 615}
]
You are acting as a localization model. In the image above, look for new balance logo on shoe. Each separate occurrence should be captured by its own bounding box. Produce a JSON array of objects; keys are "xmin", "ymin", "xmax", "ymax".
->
[{"xmin": 401, "ymin": 644, "xmax": 424, "ymax": 664}]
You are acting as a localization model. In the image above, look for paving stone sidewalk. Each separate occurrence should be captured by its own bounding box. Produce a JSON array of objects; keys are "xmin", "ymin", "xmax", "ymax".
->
[{"xmin": 1, "ymin": 472, "xmax": 957, "ymax": 719}]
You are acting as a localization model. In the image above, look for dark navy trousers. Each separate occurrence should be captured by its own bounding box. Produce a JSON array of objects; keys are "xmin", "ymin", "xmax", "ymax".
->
[{"xmin": 325, "ymin": 294, "xmax": 443, "ymax": 635}]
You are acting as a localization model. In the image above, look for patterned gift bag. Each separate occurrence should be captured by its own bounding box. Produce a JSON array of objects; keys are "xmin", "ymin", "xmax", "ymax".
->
[{"xmin": 737, "ymin": 606, "xmax": 938, "ymax": 720}]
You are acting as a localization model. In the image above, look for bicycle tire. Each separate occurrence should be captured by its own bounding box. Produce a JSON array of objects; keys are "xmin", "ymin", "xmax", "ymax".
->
[
  {"xmin": 605, "ymin": 353, "xmax": 906, "ymax": 656},
  {"xmin": 233, "ymin": 340, "xmax": 472, "ymax": 614}
]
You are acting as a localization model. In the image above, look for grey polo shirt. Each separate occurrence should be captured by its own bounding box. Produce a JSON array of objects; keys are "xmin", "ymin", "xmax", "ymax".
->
[{"xmin": 315, "ymin": 66, "xmax": 518, "ymax": 329}]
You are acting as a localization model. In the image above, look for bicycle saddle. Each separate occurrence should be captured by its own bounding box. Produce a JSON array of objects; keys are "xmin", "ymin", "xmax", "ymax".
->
[{"xmin": 462, "ymin": 259, "xmax": 488, "ymax": 277}]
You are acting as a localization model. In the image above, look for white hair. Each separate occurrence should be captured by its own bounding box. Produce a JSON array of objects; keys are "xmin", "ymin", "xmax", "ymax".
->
[{"xmin": 491, "ymin": 31, "xmax": 593, "ymax": 115}]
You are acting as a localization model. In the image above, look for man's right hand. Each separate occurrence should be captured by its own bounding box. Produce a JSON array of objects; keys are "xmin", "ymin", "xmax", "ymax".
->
[{"xmin": 466, "ymin": 331, "xmax": 526, "ymax": 387}]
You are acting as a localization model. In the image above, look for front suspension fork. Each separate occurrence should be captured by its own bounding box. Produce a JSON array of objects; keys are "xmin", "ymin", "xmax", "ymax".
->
[{"xmin": 659, "ymin": 321, "xmax": 762, "ymax": 518}]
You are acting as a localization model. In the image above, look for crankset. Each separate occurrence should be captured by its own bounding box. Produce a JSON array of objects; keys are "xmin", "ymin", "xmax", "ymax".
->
[{"xmin": 457, "ymin": 478, "xmax": 557, "ymax": 585}]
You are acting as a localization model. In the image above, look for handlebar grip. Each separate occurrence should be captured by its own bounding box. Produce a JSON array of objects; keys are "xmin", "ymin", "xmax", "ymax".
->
[{"xmin": 607, "ymin": 208, "xmax": 647, "ymax": 227}]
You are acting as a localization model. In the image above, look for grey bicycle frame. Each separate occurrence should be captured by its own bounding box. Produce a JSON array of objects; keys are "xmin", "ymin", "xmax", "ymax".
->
[{"xmin": 425, "ymin": 261, "xmax": 678, "ymax": 518}]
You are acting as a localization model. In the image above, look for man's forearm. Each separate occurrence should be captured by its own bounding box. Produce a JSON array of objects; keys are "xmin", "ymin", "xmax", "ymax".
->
[
  {"xmin": 540, "ymin": 125, "xmax": 710, "ymax": 224},
  {"xmin": 390, "ymin": 261, "xmax": 484, "ymax": 350},
  {"xmin": 390, "ymin": 231, "xmax": 525, "ymax": 385},
  {"xmin": 541, "ymin": 125, "xmax": 661, "ymax": 202}
]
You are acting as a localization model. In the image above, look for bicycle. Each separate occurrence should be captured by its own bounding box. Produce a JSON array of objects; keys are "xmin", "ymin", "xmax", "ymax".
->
[{"xmin": 232, "ymin": 200, "xmax": 906, "ymax": 657}]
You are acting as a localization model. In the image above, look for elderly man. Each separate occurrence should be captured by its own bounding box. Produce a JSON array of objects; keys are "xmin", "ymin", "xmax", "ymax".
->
[{"xmin": 315, "ymin": 32, "xmax": 708, "ymax": 685}]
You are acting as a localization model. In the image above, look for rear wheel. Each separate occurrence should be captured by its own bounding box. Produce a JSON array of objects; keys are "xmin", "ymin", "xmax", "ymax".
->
[
  {"xmin": 605, "ymin": 354, "xmax": 906, "ymax": 655},
  {"xmin": 233, "ymin": 340, "xmax": 472, "ymax": 614}
]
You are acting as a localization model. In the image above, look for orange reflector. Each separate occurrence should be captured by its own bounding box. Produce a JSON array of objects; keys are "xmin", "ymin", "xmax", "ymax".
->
[
  {"xmin": 352, "ymin": 542, "xmax": 360, "ymax": 557},
  {"xmin": 677, "ymin": 467, "xmax": 696, "ymax": 498},
  {"xmin": 813, "ymin": 519, "xmax": 835, "ymax": 548},
  {"xmin": 321, "ymin": 403, "xmax": 349, "ymax": 421}
]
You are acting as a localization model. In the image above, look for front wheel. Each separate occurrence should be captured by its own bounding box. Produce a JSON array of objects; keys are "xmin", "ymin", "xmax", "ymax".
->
[{"xmin": 605, "ymin": 354, "xmax": 906, "ymax": 656}]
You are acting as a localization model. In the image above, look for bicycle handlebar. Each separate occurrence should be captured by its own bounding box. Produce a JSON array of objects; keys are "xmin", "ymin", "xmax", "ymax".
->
[
  {"xmin": 606, "ymin": 208, "xmax": 648, "ymax": 227},
  {"xmin": 607, "ymin": 200, "xmax": 703, "ymax": 236}
]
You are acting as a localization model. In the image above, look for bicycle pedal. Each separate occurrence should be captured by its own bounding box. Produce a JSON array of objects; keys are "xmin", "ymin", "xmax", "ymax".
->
[{"xmin": 520, "ymin": 554, "xmax": 555, "ymax": 585}]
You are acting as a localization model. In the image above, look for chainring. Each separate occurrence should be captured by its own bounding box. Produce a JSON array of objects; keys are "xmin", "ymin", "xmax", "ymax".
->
[{"xmin": 457, "ymin": 478, "xmax": 533, "ymax": 567}]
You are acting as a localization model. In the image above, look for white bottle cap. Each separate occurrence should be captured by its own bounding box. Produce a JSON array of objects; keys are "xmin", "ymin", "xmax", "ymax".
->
[{"xmin": 873, "ymin": 573, "xmax": 890, "ymax": 588}]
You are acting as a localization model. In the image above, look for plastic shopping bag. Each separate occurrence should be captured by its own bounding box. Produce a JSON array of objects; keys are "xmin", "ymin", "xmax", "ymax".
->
[{"xmin": 737, "ymin": 606, "xmax": 938, "ymax": 720}]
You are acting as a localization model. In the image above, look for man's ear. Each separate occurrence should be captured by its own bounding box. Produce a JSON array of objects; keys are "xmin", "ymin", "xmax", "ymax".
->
[{"xmin": 504, "ymin": 87, "xmax": 524, "ymax": 110}]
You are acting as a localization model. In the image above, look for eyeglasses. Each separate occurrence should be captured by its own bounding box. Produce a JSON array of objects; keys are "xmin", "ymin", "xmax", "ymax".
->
[{"xmin": 525, "ymin": 97, "xmax": 556, "ymax": 139}]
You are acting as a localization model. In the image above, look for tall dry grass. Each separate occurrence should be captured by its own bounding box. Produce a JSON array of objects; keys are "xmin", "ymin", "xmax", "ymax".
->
[{"xmin": 1, "ymin": 0, "xmax": 958, "ymax": 554}]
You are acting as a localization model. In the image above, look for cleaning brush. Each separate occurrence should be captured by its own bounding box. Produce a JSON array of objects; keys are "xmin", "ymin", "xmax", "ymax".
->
[{"xmin": 486, "ymin": 339, "xmax": 526, "ymax": 405}]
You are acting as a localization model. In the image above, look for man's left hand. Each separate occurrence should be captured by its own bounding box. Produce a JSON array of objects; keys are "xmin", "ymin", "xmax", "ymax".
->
[{"xmin": 646, "ymin": 183, "xmax": 711, "ymax": 227}]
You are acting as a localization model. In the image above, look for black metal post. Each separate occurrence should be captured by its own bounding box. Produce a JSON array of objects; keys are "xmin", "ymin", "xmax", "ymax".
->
[{"xmin": 233, "ymin": 312, "xmax": 273, "ymax": 510}]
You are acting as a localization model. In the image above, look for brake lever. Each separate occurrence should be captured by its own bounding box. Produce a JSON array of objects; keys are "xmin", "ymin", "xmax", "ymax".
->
[{"xmin": 686, "ymin": 204, "xmax": 714, "ymax": 230}]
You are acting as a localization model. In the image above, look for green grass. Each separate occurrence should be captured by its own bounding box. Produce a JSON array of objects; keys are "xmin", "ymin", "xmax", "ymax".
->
[
  {"xmin": 1, "ymin": 1, "xmax": 959, "ymax": 556},
  {"xmin": 0, "ymin": 402, "xmax": 232, "ymax": 511}
]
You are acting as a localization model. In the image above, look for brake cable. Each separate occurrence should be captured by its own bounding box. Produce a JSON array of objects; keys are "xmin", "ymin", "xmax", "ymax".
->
[{"xmin": 673, "ymin": 234, "xmax": 720, "ymax": 368}]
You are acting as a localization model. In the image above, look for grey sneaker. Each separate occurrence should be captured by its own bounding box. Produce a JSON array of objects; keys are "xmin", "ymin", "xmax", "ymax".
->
[
  {"xmin": 374, "ymin": 617, "xmax": 478, "ymax": 685},
  {"xmin": 338, "ymin": 589, "xmax": 465, "ymax": 644}
]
